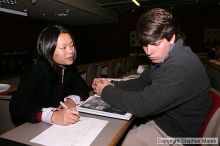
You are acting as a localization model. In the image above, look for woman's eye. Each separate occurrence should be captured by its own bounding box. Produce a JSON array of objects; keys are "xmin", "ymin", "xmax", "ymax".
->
[{"xmin": 60, "ymin": 46, "xmax": 66, "ymax": 50}]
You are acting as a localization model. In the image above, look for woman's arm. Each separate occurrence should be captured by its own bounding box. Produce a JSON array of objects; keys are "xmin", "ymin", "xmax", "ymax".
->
[
  {"xmin": 9, "ymin": 61, "xmax": 52, "ymax": 124},
  {"xmin": 64, "ymin": 66, "xmax": 90, "ymax": 100}
]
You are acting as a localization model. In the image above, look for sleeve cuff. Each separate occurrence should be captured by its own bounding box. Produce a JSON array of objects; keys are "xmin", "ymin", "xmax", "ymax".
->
[
  {"xmin": 35, "ymin": 111, "xmax": 42, "ymax": 122},
  {"xmin": 41, "ymin": 107, "xmax": 57, "ymax": 124},
  {"xmin": 65, "ymin": 95, "xmax": 82, "ymax": 105}
]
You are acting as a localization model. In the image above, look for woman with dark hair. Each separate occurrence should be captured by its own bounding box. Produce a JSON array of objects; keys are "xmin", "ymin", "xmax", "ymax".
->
[
  {"xmin": 10, "ymin": 25, "xmax": 89, "ymax": 126},
  {"xmin": 92, "ymin": 8, "xmax": 210, "ymax": 145}
]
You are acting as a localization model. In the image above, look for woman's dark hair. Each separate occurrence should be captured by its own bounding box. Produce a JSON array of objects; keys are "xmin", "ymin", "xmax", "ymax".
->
[
  {"xmin": 37, "ymin": 25, "xmax": 76, "ymax": 69},
  {"xmin": 137, "ymin": 8, "xmax": 179, "ymax": 46}
]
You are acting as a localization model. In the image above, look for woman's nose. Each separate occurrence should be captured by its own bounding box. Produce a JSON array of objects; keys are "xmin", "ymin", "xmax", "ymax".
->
[{"xmin": 66, "ymin": 45, "xmax": 74, "ymax": 53}]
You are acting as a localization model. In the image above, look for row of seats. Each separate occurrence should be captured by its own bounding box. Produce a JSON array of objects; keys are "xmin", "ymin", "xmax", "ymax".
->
[{"xmin": 85, "ymin": 56, "xmax": 139, "ymax": 88}]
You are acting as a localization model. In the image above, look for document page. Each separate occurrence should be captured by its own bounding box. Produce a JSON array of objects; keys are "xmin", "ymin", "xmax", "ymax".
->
[
  {"xmin": 30, "ymin": 117, "xmax": 108, "ymax": 146},
  {"xmin": 77, "ymin": 95, "xmax": 132, "ymax": 120}
]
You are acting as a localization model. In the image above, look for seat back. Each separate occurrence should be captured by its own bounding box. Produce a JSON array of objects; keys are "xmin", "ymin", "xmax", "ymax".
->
[
  {"xmin": 0, "ymin": 97, "xmax": 16, "ymax": 134},
  {"xmin": 130, "ymin": 56, "xmax": 138, "ymax": 71},
  {"xmin": 114, "ymin": 62, "xmax": 121, "ymax": 78},
  {"xmin": 125, "ymin": 58, "xmax": 131, "ymax": 73},
  {"xmin": 120, "ymin": 58, "xmax": 127, "ymax": 75},
  {"xmin": 199, "ymin": 88, "xmax": 220, "ymax": 146},
  {"xmin": 107, "ymin": 61, "xmax": 117, "ymax": 78},
  {"xmin": 86, "ymin": 64, "xmax": 102, "ymax": 87},
  {"xmin": 206, "ymin": 64, "xmax": 220, "ymax": 92}
]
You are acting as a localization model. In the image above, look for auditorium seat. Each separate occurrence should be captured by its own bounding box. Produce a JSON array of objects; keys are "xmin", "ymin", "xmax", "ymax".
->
[
  {"xmin": 199, "ymin": 88, "xmax": 220, "ymax": 146},
  {"xmin": 86, "ymin": 63, "xmax": 102, "ymax": 88}
]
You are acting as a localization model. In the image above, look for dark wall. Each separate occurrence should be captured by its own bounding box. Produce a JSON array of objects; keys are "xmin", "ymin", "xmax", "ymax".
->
[
  {"xmin": 173, "ymin": 5, "xmax": 220, "ymax": 53},
  {"xmin": 0, "ymin": 14, "xmax": 44, "ymax": 52},
  {"xmin": 73, "ymin": 4, "xmax": 220, "ymax": 63},
  {"xmin": 72, "ymin": 23, "xmax": 131, "ymax": 64},
  {"xmin": 1, "ymin": 4, "xmax": 220, "ymax": 65}
]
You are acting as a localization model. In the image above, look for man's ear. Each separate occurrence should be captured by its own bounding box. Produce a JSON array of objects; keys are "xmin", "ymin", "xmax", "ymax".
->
[{"xmin": 170, "ymin": 34, "xmax": 175, "ymax": 45}]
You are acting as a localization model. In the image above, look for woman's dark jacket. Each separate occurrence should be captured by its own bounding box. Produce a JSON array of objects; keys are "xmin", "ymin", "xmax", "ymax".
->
[{"xmin": 10, "ymin": 58, "xmax": 89, "ymax": 125}]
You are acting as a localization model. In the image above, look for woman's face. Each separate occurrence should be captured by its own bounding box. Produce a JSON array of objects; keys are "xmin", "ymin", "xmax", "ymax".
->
[{"xmin": 53, "ymin": 33, "xmax": 75, "ymax": 66}]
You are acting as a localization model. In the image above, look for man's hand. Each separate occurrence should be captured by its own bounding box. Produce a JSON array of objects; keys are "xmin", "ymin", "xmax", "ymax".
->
[{"xmin": 92, "ymin": 78, "xmax": 112, "ymax": 96}]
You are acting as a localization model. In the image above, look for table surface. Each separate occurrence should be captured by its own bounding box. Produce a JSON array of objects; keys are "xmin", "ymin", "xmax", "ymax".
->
[{"xmin": 0, "ymin": 113, "xmax": 133, "ymax": 146}]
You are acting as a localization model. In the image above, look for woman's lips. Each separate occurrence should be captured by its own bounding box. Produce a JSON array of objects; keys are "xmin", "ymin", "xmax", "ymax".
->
[{"xmin": 66, "ymin": 56, "xmax": 73, "ymax": 61}]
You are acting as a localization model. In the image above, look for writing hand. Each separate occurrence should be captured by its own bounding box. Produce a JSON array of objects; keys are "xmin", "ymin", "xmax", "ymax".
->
[
  {"xmin": 51, "ymin": 108, "xmax": 80, "ymax": 126},
  {"xmin": 63, "ymin": 98, "xmax": 76, "ymax": 108}
]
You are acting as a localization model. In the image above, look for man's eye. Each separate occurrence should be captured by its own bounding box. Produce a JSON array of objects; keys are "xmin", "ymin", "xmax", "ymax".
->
[{"xmin": 152, "ymin": 42, "xmax": 161, "ymax": 46}]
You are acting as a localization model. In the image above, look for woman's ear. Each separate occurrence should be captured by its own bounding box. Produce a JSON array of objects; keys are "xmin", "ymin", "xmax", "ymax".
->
[{"xmin": 73, "ymin": 49, "xmax": 77, "ymax": 62}]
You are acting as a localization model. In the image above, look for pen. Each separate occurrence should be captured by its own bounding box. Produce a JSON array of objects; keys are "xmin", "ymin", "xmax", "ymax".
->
[
  {"xmin": 60, "ymin": 101, "xmax": 81, "ymax": 121},
  {"xmin": 60, "ymin": 101, "xmax": 68, "ymax": 109}
]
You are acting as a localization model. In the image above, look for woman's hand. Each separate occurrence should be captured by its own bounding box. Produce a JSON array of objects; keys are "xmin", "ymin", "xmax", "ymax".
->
[
  {"xmin": 56, "ymin": 99, "xmax": 76, "ymax": 110},
  {"xmin": 51, "ymin": 108, "xmax": 80, "ymax": 126},
  {"xmin": 64, "ymin": 98, "xmax": 76, "ymax": 108}
]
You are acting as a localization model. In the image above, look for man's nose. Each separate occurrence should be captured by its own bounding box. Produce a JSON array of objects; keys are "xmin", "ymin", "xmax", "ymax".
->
[{"xmin": 143, "ymin": 45, "xmax": 151, "ymax": 55}]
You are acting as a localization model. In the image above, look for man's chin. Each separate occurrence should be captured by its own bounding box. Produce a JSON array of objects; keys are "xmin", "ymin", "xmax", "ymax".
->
[{"xmin": 151, "ymin": 60, "xmax": 160, "ymax": 64}]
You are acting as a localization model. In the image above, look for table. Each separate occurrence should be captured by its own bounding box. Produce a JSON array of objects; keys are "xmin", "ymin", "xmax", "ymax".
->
[{"xmin": 0, "ymin": 113, "xmax": 133, "ymax": 146}]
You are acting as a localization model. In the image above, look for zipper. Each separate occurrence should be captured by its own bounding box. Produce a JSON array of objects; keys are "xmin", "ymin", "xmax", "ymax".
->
[
  {"xmin": 62, "ymin": 67, "xmax": 64, "ymax": 85},
  {"xmin": 61, "ymin": 67, "xmax": 65, "ymax": 96}
]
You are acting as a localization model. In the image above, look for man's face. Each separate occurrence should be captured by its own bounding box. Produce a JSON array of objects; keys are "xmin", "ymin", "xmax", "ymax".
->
[{"xmin": 143, "ymin": 35, "xmax": 175, "ymax": 64}]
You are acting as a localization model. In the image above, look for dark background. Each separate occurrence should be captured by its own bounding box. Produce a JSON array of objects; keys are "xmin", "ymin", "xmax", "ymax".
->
[{"xmin": 0, "ymin": 4, "xmax": 220, "ymax": 65}]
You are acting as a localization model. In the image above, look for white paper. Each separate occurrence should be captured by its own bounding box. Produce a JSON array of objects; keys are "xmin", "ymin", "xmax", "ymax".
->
[
  {"xmin": 107, "ymin": 78, "xmax": 129, "ymax": 81},
  {"xmin": 137, "ymin": 65, "xmax": 148, "ymax": 74},
  {"xmin": 123, "ymin": 74, "xmax": 140, "ymax": 79},
  {"xmin": 30, "ymin": 117, "xmax": 108, "ymax": 146}
]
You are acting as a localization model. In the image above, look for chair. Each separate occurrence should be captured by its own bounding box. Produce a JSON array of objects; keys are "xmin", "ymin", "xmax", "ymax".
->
[
  {"xmin": 107, "ymin": 61, "xmax": 116, "ymax": 78},
  {"xmin": 125, "ymin": 58, "xmax": 131, "ymax": 73},
  {"xmin": 120, "ymin": 58, "xmax": 127, "ymax": 75},
  {"xmin": 206, "ymin": 64, "xmax": 220, "ymax": 92},
  {"xmin": 199, "ymin": 88, "xmax": 220, "ymax": 146},
  {"xmin": 197, "ymin": 54, "xmax": 208, "ymax": 66},
  {"xmin": 131, "ymin": 55, "xmax": 138, "ymax": 71},
  {"xmin": 114, "ymin": 62, "xmax": 121, "ymax": 78},
  {"xmin": 0, "ymin": 96, "xmax": 16, "ymax": 134},
  {"xmin": 86, "ymin": 64, "xmax": 102, "ymax": 88}
]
